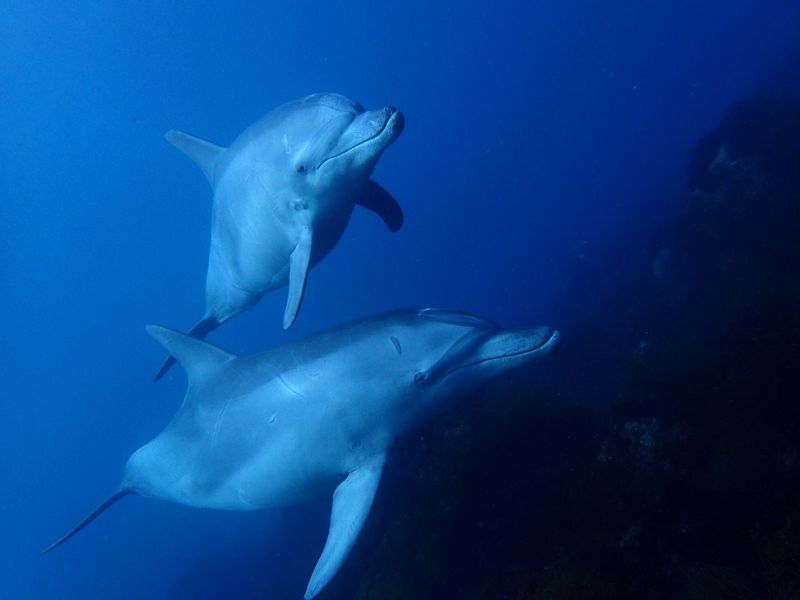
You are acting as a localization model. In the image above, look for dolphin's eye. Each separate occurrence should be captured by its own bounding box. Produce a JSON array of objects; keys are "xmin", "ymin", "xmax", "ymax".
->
[
  {"xmin": 296, "ymin": 164, "xmax": 306, "ymax": 173},
  {"xmin": 413, "ymin": 372, "xmax": 426, "ymax": 385}
]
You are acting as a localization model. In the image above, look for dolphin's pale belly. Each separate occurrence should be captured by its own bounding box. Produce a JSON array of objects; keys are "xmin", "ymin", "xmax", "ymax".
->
[
  {"xmin": 205, "ymin": 171, "xmax": 354, "ymax": 323},
  {"xmin": 195, "ymin": 443, "xmax": 343, "ymax": 511},
  {"xmin": 164, "ymin": 383, "xmax": 375, "ymax": 510},
  {"xmin": 213, "ymin": 210, "xmax": 292, "ymax": 288},
  {"xmin": 204, "ymin": 191, "xmax": 293, "ymax": 321}
]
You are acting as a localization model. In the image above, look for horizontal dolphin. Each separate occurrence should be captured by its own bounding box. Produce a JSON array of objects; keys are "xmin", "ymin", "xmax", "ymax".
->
[
  {"xmin": 156, "ymin": 93, "xmax": 405, "ymax": 379},
  {"xmin": 44, "ymin": 309, "xmax": 559, "ymax": 598}
]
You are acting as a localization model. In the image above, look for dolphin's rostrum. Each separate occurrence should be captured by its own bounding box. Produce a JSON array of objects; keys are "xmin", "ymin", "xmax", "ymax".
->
[
  {"xmin": 44, "ymin": 309, "xmax": 559, "ymax": 599},
  {"xmin": 156, "ymin": 93, "xmax": 405, "ymax": 380}
]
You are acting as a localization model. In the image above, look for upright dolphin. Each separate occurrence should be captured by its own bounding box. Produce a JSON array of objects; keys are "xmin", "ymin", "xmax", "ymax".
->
[
  {"xmin": 156, "ymin": 93, "xmax": 405, "ymax": 379},
  {"xmin": 45, "ymin": 309, "xmax": 559, "ymax": 598}
]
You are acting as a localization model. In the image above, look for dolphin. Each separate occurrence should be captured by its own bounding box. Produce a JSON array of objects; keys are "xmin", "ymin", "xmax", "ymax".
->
[
  {"xmin": 44, "ymin": 309, "xmax": 559, "ymax": 598},
  {"xmin": 156, "ymin": 93, "xmax": 405, "ymax": 380}
]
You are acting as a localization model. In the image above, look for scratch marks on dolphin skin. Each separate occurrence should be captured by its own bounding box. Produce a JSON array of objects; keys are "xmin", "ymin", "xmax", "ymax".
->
[
  {"xmin": 389, "ymin": 336, "xmax": 402, "ymax": 355},
  {"xmin": 211, "ymin": 400, "xmax": 230, "ymax": 448},
  {"xmin": 237, "ymin": 488, "xmax": 255, "ymax": 507},
  {"xmin": 278, "ymin": 372, "xmax": 304, "ymax": 398}
]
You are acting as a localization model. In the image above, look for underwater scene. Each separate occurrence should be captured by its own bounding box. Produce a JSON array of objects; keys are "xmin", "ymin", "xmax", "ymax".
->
[{"xmin": 3, "ymin": 1, "xmax": 800, "ymax": 598}]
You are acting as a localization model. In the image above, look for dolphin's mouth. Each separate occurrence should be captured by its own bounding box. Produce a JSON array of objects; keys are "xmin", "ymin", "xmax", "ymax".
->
[
  {"xmin": 317, "ymin": 108, "xmax": 403, "ymax": 169},
  {"xmin": 445, "ymin": 329, "xmax": 560, "ymax": 377}
]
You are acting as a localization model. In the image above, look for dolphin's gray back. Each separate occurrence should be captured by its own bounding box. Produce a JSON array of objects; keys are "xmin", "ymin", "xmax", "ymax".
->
[{"xmin": 246, "ymin": 307, "xmax": 499, "ymax": 369}]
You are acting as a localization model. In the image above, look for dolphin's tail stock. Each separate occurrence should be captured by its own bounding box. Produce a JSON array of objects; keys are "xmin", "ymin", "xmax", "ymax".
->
[
  {"xmin": 153, "ymin": 316, "xmax": 219, "ymax": 381},
  {"xmin": 42, "ymin": 489, "xmax": 132, "ymax": 553}
]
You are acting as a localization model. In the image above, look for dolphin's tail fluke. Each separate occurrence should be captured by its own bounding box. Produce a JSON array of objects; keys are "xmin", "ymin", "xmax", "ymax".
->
[
  {"xmin": 153, "ymin": 316, "xmax": 219, "ymax": 381},
  {"xmin": 42, "ymin": 489, "xmax": 132, "ymax": 553}
]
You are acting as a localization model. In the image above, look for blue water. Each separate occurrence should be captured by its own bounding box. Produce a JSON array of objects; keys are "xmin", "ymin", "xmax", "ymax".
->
[{"xmin": 2, "ymin": 1, "xmax": 800, "ymax": 598}]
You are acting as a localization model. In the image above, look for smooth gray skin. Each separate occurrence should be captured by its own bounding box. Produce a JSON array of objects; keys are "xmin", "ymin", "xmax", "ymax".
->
[
  {"xmin": 156, "ymin": 93, "xmax": 404, "ymax": 379},
  {"xmin": 45, "ymin": 309, "xmax": 559, "ymax": 599}
]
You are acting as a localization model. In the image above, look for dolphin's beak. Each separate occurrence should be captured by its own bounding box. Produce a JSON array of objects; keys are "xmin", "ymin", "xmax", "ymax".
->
[
  {"xmin": 356, "ymin": 106, "xmax": 404, "ymax": 146},
  {"xmin": 434, "ymin": 327, "xmax": 559, "ymax": 383},
  {"xmin": 486, "ymin": 327, "xmax": 559, "ymax": 361},
  {"xmin": 450, "ymin": 327, "xmax": 560, "ymax": 376},
  {"xmin": 384, "ymin": 108, "xmax": 405, "ymax": 138},
  {"xmin": 317, "ymin": 106, "xmax": 404, "ymax": 171},
  {"xmin": 530, "ymin": 328, "xmax": 560, "ymax": 354}
]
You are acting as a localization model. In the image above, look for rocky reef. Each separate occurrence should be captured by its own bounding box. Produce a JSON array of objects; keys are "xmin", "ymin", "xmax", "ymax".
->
[{"xmin": 321, "ymin": 97, "xmax": 800, "ymax": 599}]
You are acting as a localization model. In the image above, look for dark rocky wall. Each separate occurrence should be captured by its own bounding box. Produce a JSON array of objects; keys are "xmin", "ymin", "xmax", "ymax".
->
[{"xmin": 321, "ymin": 98, "xmax": 800, "ymax": 600}]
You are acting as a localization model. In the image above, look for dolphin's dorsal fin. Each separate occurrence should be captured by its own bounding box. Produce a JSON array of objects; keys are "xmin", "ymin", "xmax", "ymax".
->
[
  {"xmin": 305, "ymin": 454, "xmax": 385, "ymax": 599},
  {"xmin": 357, "ymin": 180, "xmax": 403, "ymax": 232},
  {"xmin": 146, "ymin": 325, "xmax": 235, "ymax": 385},
  {"xmin": 283, "ymin": 225, "xmax": 313, "ymax": 329},
  {"xmin": 165, "ymin": 130, "xmax": 225, "ymax": 186},
  {"xmin": 153, "ymin": 316, "xmax": 220, "ymax": 382}
]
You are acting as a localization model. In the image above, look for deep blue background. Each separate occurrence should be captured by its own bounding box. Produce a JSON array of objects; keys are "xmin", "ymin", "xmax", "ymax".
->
[{"xmin": 2, "ymin": 1, "xmax": 799, "ymax": 597}]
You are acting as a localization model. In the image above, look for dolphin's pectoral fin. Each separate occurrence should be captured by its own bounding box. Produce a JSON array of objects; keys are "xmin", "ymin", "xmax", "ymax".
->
[
  {"xmin": 165, "ymin": 130, "xmax": 226, "ymax": 186},
  {"xmin": 357, "ymin": 180, "xmax": 403, "ymax": 232},
  {"xmin": 147, "ymin": 324, "xmax": 236, "ymax": 386},
  {"xmin": 284, "ymin": 226, "xmax": 313, "ymax": 329},
  {"xmin": 305, "ymin": 455, "xmax": 385, "ymax": 599}
]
